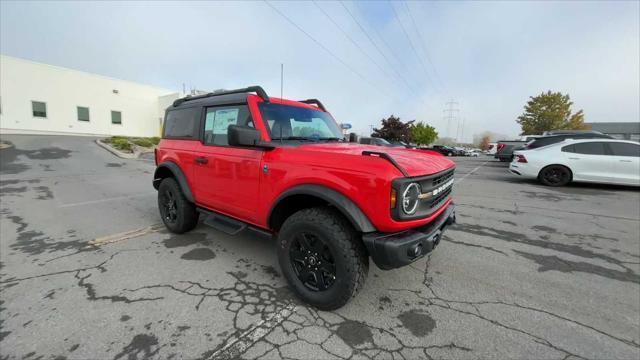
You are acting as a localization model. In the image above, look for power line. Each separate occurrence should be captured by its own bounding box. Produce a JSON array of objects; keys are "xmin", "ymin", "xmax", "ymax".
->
[
  {"xmin": 263, "ymin": 0, "xmax": 394, "ymax": 99},
  {"xmin": 402, "ymin": 1, "xmax": 449, "ymax": 95},
  {"xmin": 338, "ymin": 1, "xmax": 419, "ymax": 95},
  {"xmin": 312, "ymin": 1, "xmax": 413, "ymax": 95},
  {"xmin": 388, "ymin": 0, "xmax": 441, "ymax": 96}
]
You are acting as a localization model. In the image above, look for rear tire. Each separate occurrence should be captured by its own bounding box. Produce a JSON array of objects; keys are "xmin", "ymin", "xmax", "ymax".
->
[
  {"xmin": 158, "ymin": 178, "xmax": 199, "ymax": 233},
  {"xmin": 277, "ymin": 207, "xmax": 368, "ymax": 310},
  {"xmin": 538, "ymin": 165, "xmax": 571, "ymax": 187}
]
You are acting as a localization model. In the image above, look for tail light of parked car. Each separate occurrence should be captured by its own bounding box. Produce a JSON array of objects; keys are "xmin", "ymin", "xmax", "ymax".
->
[
  {"xmin": 516, "ymin": 154, "xmax": 527, "ymax": 163},
  {"xmin": 497, "ymin": 143, "xmax": 505, "ymax": 152}
]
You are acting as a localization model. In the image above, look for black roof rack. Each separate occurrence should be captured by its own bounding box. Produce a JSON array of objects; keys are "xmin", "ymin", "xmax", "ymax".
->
[
  {"xmin": 299, "ymin": 99, "xmax": 327, "ymax": 112},
  {"xmin": 173, "ymin": 86, "xmax": 269, "ymax": 107}
]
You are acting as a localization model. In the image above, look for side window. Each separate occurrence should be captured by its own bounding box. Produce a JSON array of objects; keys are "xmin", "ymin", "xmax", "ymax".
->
[
  {"xmin": 203, "ymin": 105, "xmax": 252, "ymax": 146},
  {"xmin": 77, "ymin": 106, "xmax": 90, "ymax": 122},
  {"xmin": 608, "ymin": 142, "xmax": 640, "ymax": 157},
  {"xmin": 572, "ymin": 142, "xmax": 607, "ymax": 155},
  {"xmin": 32, "ymin": 101, "xmax": 47, "ymax": 118},
  {"xmin": 111, "ymin": 110, "xmax": 122, "ymax": 125},
  {"xmin": 561, "ymin": 145, "xmax": 575, "ymax": 153},
  {"xmin": 163, "ymin": 107, "xmax": 201, "ymax": 139}
]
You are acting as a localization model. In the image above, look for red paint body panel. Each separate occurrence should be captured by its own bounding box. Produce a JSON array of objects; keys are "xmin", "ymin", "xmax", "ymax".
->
[{"xmin": 156, "ymin": 95, "xmax": 455, "ymax": 234}]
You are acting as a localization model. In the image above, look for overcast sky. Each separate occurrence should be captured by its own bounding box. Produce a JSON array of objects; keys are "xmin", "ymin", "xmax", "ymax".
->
[{"xmin": 1, "ymin": 0, "xmax": 638, "ymax": 141}]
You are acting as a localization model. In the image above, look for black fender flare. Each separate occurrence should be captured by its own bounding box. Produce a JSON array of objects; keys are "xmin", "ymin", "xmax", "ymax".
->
[
  {"xmin": 153, "ymin": 161, "xmax": 194, "ymax": 203},
  {"xmin": 268, "ymin": 184, "xmax": 376, "ymax": 233}
]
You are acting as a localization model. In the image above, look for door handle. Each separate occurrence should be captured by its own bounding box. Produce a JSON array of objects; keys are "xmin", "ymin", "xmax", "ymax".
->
[
  {"xmin": 194, "ymin": 157, "xmax": 208, "ymax": 164},
  {"xmin": 619, "ymin": 160, "xmax": 632, "ymax": 163},
  {"xmin": 568, "ymin": 157, "xmax": 580, "ymax": 160}
]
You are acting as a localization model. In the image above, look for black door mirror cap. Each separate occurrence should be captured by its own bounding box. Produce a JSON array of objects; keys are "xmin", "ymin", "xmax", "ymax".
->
[{"xmin": 227, "ymin": 125, "xmax": 275, "ymax": 150}]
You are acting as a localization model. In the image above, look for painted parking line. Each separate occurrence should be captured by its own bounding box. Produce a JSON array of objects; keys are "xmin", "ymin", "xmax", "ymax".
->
[
  {"xmin": 455, "ymin": 160, "xmax": 490, "ymax": 184},
  {"xmin": 58, "ymin": 192, "xmax": 156, "ymax": 208},
  {"xmin": 208, "ymin": 304, "xmax": 297, "ymax": 360},
  {"xmin": 87, "ymin": 223, "xmax": 165, "ymax": 248}
]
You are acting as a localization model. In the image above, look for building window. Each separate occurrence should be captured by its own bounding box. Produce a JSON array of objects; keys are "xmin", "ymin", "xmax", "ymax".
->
[
  {"xmin": 32, "ymin": 101, "xmax": 47, "ymax": 118},
  {"xmin": 77, "ymin": 106, "xmax": 90, "ymax": 122},
  {"xmin": 111, "ymin": 110, "xmax": 122, "ymax": 124}
]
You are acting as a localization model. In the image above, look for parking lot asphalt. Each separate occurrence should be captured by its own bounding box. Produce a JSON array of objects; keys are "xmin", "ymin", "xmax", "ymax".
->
[{"xmin": 1, "ymin": 135, "xmax": 639, "ymax": 360}]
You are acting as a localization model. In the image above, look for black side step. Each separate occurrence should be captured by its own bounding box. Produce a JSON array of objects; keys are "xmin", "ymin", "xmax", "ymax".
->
[{"xmin": 198, "ymin": 209, "xmax": 247, "ymax": 235}]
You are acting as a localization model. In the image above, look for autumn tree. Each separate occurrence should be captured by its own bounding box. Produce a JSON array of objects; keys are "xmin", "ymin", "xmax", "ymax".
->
[
  {"xmin": 516, "ymin": 91, "xmax": 587, "ymax": 135},
  {"xmin": 372, "ymin": 115, "xmax": 414, "ymax": 143},
  {"xmin": 411, "ymin": 122, "xmax": 438, "ymax": 146},
  {"xmin": 479, "ymin": 135, "xmax": 491, "ymax": 150}
]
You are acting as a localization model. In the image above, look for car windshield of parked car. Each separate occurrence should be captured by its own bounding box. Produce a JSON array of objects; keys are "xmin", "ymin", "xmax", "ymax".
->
[{"xmin": 258, "ymin": 103, "xmax": 343, "ymax": 141}]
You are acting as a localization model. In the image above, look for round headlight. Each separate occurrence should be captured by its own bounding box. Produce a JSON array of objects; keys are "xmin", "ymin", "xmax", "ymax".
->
[{"xmin": 402, "ymin": 182, "xmax": 421, "ymax": 215}]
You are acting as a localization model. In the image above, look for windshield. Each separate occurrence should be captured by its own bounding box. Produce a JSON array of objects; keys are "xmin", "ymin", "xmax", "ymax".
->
[{"xmin": 258, "ymin": 103, "xmax": 344, "ymax": 141}]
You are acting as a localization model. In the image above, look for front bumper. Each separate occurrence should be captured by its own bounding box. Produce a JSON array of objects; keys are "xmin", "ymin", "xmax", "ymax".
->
[{"xmin": 362, "ymin": 203, "xmax": 456, "ymax": 270}]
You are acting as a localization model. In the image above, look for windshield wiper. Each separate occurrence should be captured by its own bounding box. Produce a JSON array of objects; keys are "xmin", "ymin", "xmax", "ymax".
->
[
  {"xmin": 271, "ymin": 136, "xmax": 319, "ymax": 142},
  {"xmin": 318, "ymin": 137, "xmax": 344, "ymax": 142}
]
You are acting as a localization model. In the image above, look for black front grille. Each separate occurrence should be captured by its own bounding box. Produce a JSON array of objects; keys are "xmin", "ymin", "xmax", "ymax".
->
[
  {"xmin": 425, "ymin": 185, "xmax": 452, "ymax": 210},
  {"xmin": 431, "ymin": 169, "xmax": 454, "ymax": 187}
]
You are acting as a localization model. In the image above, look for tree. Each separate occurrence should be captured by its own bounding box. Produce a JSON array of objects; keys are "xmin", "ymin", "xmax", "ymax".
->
[
  {"xmin": 372, "ymin": 115, "xmax": 414, "ymax": 143},
  {"xmin": 479, "ymin": 135, "xmax": 491, "ymax": 150},
  {"xmin": 516, "ymin": 91, "xmax": 587, "ymax": 135},
  {"xmin": 411, "ymin": 122, "xmax": 438, "ymax": 146}
]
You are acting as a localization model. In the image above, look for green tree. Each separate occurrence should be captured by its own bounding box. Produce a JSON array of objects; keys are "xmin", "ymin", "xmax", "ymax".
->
[
  {"xmin": 372, "ymin": 115, "xmax": 414, "ymax": 143},
  {"xmin": 411, "ymin": 122, "xmax": 438, "ymax": 146},
  {"xmin": 517, "ymin": 91, "xmax": 587, "ymax": 135}
]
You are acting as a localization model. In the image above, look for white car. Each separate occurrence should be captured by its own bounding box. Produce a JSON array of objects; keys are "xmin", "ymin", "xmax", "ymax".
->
[{"xmin": 509, "ymin": 139, "xmax": 640, "ymax": 186}]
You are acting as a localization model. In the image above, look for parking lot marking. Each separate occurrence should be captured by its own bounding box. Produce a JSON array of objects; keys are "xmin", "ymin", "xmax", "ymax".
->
[
  {"xmin": 208, "ymin": 304, "xmax": 296, "ymax": 360},
  {"xmin": 58, "ymin": 192, "xmax": 156, "ymax": 208},
  {"xmin": 455, "ymin": 160, "xmax": 490, "ymax": 184},
  {"xmin": 87, "ymin": 223, "xmax": 164, "ymax": 248}
]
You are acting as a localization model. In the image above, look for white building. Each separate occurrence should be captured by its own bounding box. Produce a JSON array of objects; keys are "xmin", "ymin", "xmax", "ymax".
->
[{"xmin": 0, "ymin": 55, "xmax": 180, "ymax": 137}]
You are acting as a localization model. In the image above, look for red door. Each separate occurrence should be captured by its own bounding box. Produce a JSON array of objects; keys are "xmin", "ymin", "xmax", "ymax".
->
[{"xmin": 192, "ymin": 105, "xmax": 263, "ymax": 224}]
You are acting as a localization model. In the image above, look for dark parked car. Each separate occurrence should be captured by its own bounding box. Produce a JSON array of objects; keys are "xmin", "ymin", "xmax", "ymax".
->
[{"xmin": 428, "ymin": 145, "xmax": 461, "ymax": 156}]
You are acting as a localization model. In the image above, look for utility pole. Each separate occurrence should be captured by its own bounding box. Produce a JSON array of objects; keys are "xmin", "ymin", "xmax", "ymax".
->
[
  {"xmin": 443, "ymin": 100, "xmax": 459, "ymax": 139},
  {"xmin": 369, "ymin": 124, "xmax": 374, "ymax": 135},
  {"xmin": 280, "ymin": 63, "xmax": 284, "ymax": 99}
]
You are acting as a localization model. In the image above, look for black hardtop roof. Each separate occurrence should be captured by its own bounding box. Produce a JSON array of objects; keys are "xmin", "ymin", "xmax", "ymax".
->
[{"xmin": 169, "ymin": 85, "xmax": 328, "ymax": 112}]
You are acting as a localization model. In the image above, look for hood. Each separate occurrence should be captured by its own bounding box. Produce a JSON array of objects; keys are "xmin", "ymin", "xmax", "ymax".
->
[{"xmin": 297, "ymin": 143, "xmax": 455, "ymax": 177}]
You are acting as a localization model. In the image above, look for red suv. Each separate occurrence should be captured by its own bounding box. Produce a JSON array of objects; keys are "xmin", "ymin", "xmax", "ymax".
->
[{"xmin": 153, "ymin": 86, "xmax": 456, "ymax": 309}]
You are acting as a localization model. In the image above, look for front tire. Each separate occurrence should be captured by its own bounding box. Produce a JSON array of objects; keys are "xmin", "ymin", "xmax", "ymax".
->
[
  {"xmin": 277, "ymin": 207, "xmax": 368, "ymax": 310},
  {"xmin": 538, "ymin": 165, "xmax": 571, "ymax": 187},
  {"xmin": 158, "ymin": 178, "xmax": 199, "ymax": 233}
]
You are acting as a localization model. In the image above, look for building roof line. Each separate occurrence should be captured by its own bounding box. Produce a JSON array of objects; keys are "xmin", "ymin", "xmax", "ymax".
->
[{"xmin": 0, "ymin": 54, "xmax": 177, "ymax": 95}]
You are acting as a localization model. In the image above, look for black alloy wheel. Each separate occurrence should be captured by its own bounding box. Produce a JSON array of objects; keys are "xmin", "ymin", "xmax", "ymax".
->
[
  {"xmin": 160, "ymin": 187, "xmax": 178, "ymax": 224},
  {"xmin": 289, "ymin": 232, "xmax": 336, "ymax": 291},
  {"xmin": 539, "ymin": 165, "xmax": 571, "ymax": 186}
]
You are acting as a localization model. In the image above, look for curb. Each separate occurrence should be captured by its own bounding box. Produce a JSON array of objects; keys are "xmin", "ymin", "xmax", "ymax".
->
[{"xmin": 95, "ymin": 139, "xmax": 140, "ymax": 159}]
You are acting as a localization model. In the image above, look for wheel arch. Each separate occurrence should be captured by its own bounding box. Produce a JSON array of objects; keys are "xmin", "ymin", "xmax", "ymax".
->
[
  {"xmin": 153, "ymin": 161, "xmax": 194, "ymax": 203},
  {"xmin": 267, "ymin": 184, "xmax": 376, "ymax": 233}
]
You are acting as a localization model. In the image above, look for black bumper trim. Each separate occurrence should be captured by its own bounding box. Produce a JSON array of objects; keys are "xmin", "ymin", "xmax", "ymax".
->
[{"xmin": 362, "ymin": 203, "xmax": 456, "ymax": 270}]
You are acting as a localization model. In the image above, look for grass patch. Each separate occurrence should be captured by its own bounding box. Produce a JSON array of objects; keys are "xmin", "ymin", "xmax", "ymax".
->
[
  {"xmin": 110, "ymin": 138, "xmax": 133, "ymax": 152},
  {"xmin": 132, "ymin": 138, "xmax": 154, "ymax": 148}
]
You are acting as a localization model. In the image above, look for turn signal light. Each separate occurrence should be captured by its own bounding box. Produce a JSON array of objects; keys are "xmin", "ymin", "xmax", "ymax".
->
[
  {"xmin": 516, "ymin": 154, "xmax": 528, "ymax": 163},
  {"xmin": 390, "ymin": 189, "xmax": 397, "ymax": 209}
]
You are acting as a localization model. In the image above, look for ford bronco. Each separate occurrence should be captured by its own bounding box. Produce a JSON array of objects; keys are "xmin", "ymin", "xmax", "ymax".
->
[{"xmin": 153, "ymin": 86, "xmax": 456, "ymax": 309}]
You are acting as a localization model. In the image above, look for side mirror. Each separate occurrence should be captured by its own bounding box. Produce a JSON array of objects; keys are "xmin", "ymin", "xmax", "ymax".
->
[{"xmin": 228, "ymin": 125, "xmax": 274, "ymax": 149}]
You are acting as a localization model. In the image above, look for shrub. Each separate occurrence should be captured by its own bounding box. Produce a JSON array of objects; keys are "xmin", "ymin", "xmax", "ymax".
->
[
  {"xmin": 104, "ymin": 135, "xmax": 127, "ymax": 144},
  {"xmin": 111, "ymin": 138, "xmax": 133, "ymax": 152},
  {"xmin": 132, "ymin": 138, "xmax": 153, "ymax": 148},
  {"xmin": 149, "ymin": 137, "xmax": 161, "ymax": 145}
]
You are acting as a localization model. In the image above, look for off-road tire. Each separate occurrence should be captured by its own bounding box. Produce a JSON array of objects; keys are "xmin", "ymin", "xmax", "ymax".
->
[
  {"xmin": 538, "ymin": 165, "xmax": 572, "ymax": 187},
  {"xmin": 277, "ymin": 207, "xmax": 368, "ymax": 310},
  {"xmin": 158, "ymin": 178, "xmax": 199, "ymax": 233}
]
